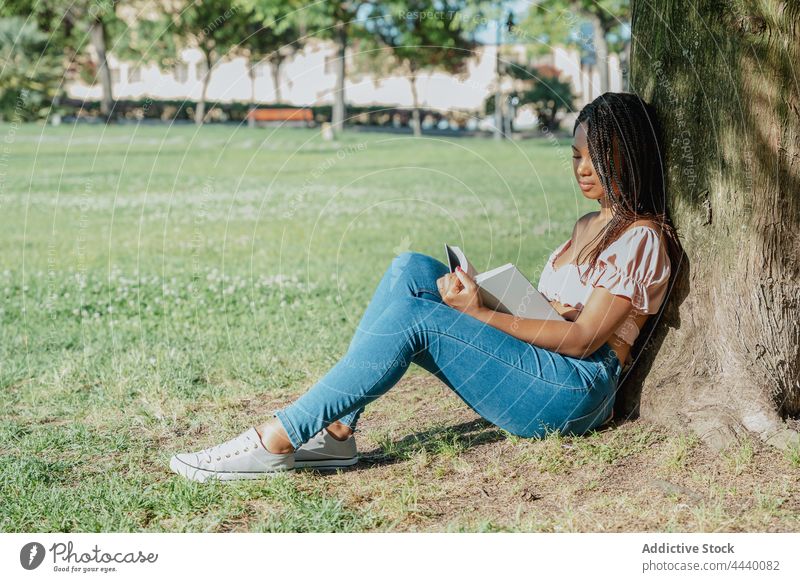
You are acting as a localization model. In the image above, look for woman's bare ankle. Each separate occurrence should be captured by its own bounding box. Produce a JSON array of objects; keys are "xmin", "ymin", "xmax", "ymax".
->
[
  {"xmin": 326, "ymin": 421, "xmax": 353, "ymax": 441},
  {"xmin": 255, "ymin": 418, "xmax": 295, "ymax": 454}
]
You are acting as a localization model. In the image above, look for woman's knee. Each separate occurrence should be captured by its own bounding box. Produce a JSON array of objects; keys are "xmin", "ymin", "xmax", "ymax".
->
[
  {"xmin": 388, "ymin": 294, "xmax": 435, "ymax": 316},
  {"xmin": 381, "ymin": 295, "xmax": 443, "ymax": 331},
  {"xmin": 391, "ymin": 251, "xmax": 447, "ymax": 287},
  {"xmin": 393, "ymin": 251, "xmax": 435, "ymax": 270},
  {"xmin": 385, "ymin": 296, "xmax": 466, "ymax": 349}
]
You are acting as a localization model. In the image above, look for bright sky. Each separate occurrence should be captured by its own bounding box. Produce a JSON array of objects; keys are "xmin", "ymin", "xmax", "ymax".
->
[{"xmin": 472, "ymin": 0, "xmax": 537, "ymax": 45}]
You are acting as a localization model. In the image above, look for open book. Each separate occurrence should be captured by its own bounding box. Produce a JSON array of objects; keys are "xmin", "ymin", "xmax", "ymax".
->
[{"xmin": 445, "ymin": 244, "xmax": 564, "ymax": 321}]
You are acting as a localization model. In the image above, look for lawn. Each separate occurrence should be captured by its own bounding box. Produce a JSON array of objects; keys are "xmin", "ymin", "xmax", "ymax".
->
[{"xmin": 1, "ymin": 122, "xmax": 798, "ymax": 532}]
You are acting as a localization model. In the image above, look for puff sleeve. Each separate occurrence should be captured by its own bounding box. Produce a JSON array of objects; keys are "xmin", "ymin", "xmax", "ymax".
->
[{"xmin": 588, "ymin": 226, "xmax": 671, "ymax": 314}]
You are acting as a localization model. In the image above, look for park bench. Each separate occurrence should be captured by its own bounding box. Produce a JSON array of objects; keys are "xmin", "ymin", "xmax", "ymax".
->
[{"xmin": 247, "ymin": 107, "xmax": 314, "ymax": 126}]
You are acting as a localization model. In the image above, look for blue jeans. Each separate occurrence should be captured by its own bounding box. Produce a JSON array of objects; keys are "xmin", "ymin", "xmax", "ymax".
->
[{"xmin": 275, "ymin": 252, "xmax": 622, "ymax": 449}]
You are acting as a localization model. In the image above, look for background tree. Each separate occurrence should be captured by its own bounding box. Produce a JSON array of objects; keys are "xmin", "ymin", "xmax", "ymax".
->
[
  {"xmin": 519, "ymin": 0, "xmax": 630, "ymax": 94},
  {"xmin": 0, "ymin": 16, "xmax": 63, "ymax": 121},
  {"xmin": 362, "ymin": 0, "xmax": 477, "ymax": 137},
  {"xmin": 300, "ymin": 1, "xmax": 369, "ymax": 135},
  {"xmin": 465, "ymin": 1, "xmax": 513, "ymax": 139},
  {"xmin": 240, "ymin": 1, "xmax": 305, "ymax": 127},
  {"xmin": 624, "ymin": 0, "xmax": 800, "ymax": 452},
  {"xmin": 140, "ymin": 0, "xmax": 252, "ymax": 125},
  {"xmin": 79, "ymin": 0, "xmax": 122, "ymax": 119},
  {"xmin": 0, "ymin": 0, "xmax": 124, "ymax": 121},
  {"xmin": 499, "ymin": 63, "xmax": 574, "ymax": 131}
]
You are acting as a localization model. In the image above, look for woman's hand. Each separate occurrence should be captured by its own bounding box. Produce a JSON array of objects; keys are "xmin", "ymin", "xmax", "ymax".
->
[
  {"xmin": 549, "ymin": 300, "xmax": 581, "ymax": 322},
  {"xmin": 437, "ymin": 267, "xmax": 484, "ymax": 315}
]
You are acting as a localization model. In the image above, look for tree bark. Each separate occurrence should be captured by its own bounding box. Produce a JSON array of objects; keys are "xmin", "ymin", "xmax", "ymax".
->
[
  {"xmin": 579, "ymin": 61, "xmax": 591, "ymax": 104},
  {"xmin": 494, "ymin": 28, "xmax": 503, "ymax": 140},
  {"xmin": 248, "ymin": 65, "xmax": 257, "ymax": 129},
  {"xmin": 622, "ymin": 0, "xmax": 800, "ymax": 452},
  {"xmin": 331, "ymin": 20, "xmax": 347, "ymax": 134},
  {"xmin": 89, "ymin": 18, "xmax": 113, "ymax": 120},
  {"xmin": 620, "ymin": 39, "xmax": 631, "ymax": 92},
  {"xmin": 588, "ymin": 12, "xmax": 609, "ymax": 94},
  {"xmin": 409, "ymin": 70, "xmax": 421, "ymax": 137},
  {"xmin": 270, "ymin": 54, "xmax": 283, "ymax": 104},
  {"xmin": 195, "ymin": 51, "xmax": 212, "ymax": 126}
]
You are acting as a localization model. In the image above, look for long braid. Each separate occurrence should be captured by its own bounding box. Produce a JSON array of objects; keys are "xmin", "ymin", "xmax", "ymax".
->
[{"xmin": 571, "ymin": 92, "xmax": 681, "ymax": 283}]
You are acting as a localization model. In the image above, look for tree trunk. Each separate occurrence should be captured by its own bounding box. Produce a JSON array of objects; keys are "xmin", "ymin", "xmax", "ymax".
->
[
  {"xmin": 588, "ymin": 13, "xmax": 609, "ymax": 94},
  {"xmin": 270, "ymin": 55, "xmax": 283, "ymax": 104},
  {"xmin": 620, "ymin": 39, "xmax": 631, "ymax": 92},
  {"xmin": 623, "ymin": 0, "xmax": 800, "ymax": 452},
  {"xmin": 409, "ymin": 71, "xmax": 421, "ymax": 137},
  {"xmin": 195, "ymin": 51, "xmax": 212, "ymax": 126},
  {"xmin": 493, "ymin": 29, "xmax": 503, "ymax": 140},
  {"xmin": 248, "ymin": 65, "xmax": 257, "ymax": 129},
  {"xmin": 503, "ymin": 98, "xmax": 512, "ymax": 136},
  {"xmin": 331, "ymin": 20, "xmax": 347, "ymax": 134},
  {"xmin": 89, "ymin": 18, "xmax": 113, "ymax": 120},
  {"xmin": 579, "ymin": 61, "xmax": 591, "ymax": 104}
]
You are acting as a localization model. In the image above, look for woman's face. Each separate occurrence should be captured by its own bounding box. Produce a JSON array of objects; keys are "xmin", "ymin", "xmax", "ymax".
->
[{"xmin": 572, "ymin": 122, "xmax": 605, "ymax": 201}]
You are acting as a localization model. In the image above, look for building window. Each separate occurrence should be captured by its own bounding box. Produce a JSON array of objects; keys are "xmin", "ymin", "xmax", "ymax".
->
[
  {"xmin": 173, "ymin": 63, "xmax": 189, "ymax": 83},
  {"xmin": 128, "ymin": 66, "xmax": 141, "ymax": 83}
]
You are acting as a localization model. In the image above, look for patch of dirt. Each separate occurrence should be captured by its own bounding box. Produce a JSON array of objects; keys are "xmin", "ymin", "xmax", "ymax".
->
[{"xmin": 177, "ymin": 372, "xmax": 800, "ymax": 532}]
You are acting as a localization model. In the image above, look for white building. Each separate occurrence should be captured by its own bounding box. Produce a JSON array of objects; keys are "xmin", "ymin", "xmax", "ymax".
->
[{"xmin": 67, "ymin": 39, "xmax": 623, "ymax": 118}]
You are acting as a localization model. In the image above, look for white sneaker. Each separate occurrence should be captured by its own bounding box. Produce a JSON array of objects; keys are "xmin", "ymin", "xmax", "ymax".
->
[
  {"xmin": 170, "ymin": 427, "xmax": 294, "ymax": 482},
  {"xmin": 294, "ymin": 428, "xmax": 358, "ymax": 469}
]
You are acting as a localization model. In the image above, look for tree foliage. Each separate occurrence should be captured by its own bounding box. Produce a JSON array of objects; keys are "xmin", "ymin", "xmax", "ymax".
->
[
  {"xmin": 517, "ymin": 0, "xmax": 630, "ymax": 55},
  {"xmin": 239, "ymin": 0, "xmax": 306, "ymax": 101},
  {"xmin": 128, "ymin": 0, "xmax": 254, "ymax": 123},
  {"xmin": 0, "ymin": 0, "xmax": 127, "ymax": 119},
  {"xmin": 362, "ymin": 0, "xmax": 477, "ymax": 75},
  {"xmin": 485, "ymin": 62, "xmax": 573, "ymax": 131},
  {"xmin": 0, "ymin": 16, "xmax": 63, "ymax": 120}
]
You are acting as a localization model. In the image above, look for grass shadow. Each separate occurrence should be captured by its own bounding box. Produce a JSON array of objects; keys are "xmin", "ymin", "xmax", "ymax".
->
[
  {"xmin": 302, "ymin": 418, "xmax": 505, "ymax": 474},
  {"xmin": 300, "ymin": 413, "xmax": 634, "ymax": 476}
]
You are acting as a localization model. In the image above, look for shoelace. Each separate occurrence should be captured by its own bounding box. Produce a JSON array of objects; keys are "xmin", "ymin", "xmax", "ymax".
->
[{"xmin": 203, "ymin": 432, "xmax": 257, "ymax": 462}]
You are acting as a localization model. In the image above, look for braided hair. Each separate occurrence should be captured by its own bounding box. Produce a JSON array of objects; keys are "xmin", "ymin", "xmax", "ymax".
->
[{"xmin": 571, "ymin": 92, "xmax": 681, "ymax": 283}]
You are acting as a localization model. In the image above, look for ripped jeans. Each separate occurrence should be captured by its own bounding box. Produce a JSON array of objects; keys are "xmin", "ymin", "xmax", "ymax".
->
[{"xmin": 274, "ymin": 252, "xmax": 622, "ymax": 449}]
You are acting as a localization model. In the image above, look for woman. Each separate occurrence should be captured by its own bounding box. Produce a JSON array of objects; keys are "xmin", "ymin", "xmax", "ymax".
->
[{"xmin": 170, "ymin": 92, "xmax": 681, "ymax": 482}]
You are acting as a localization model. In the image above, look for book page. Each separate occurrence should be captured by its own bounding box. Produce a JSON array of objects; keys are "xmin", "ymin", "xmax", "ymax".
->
[
  {"xmin": 444, "ymin": 244, "xmax": 478, "ymax": 278},
  {"xmin": 443, "ymin": 245, "xmax": 563, "ymax": 321}
]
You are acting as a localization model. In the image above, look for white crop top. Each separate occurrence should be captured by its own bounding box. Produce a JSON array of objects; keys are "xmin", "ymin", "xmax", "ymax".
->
[{"xmin": 537, "ymin": 225, "xmax": 671, "ymax": 350}]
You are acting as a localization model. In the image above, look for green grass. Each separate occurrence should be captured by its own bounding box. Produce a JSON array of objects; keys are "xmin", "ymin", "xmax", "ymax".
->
[
  {"xmin": 0, "ymin": 122, "xmax": 589, "ymax": 532},
  {"xmin": 5, "ymin": 123, "xmax": 798, "ymax": 533}
]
